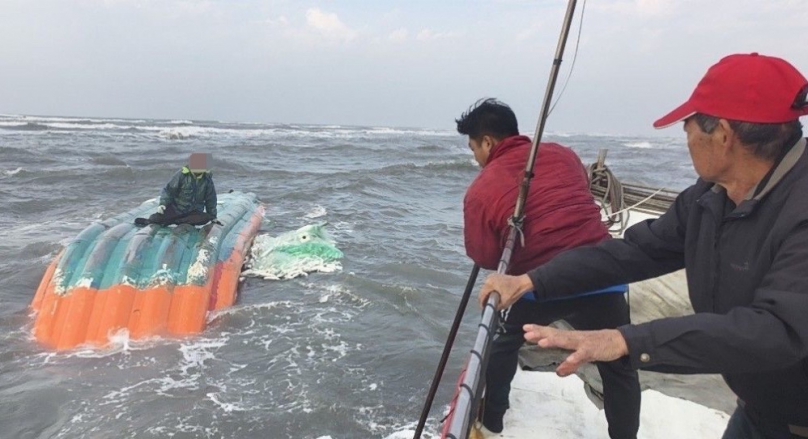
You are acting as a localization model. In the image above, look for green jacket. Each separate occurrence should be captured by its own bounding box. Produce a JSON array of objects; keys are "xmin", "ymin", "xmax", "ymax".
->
[{"xmin": 159, "ymin": 166, "xmax": 217, "ymax": 217}]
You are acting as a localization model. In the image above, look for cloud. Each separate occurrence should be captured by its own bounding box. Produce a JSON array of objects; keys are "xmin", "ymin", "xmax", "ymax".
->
[
  {"xmin": 592, "ymin": 0, "xmax": 678, "ymax": 19},
  {"xmin": 304, "ymin": 8, "xmax": 357, "ymax": 43},
  {"xmin": 174, "ymin": 0, "xmax": 214, "ymax": 15},
  {"xmin": 265, "ymin": 15, "xmax": 289, "ymax": 27},
  {"xmin": 515, "ymin": 22, "xmax": 544, "ymax": 42},
  {"xmin": 2, "ymin": 0, "xmax": 806, "ymax": 135},
  {"xmin": 86, "ymin": 0, "xmax": 216, "ymax": 16},
  {"xmin": 415, "ymin": 28, "xmax": 461, "ymax": 42},
  {"xmin": 388, "ymin": 28, "xmax": 408, "ymax": 43},
  {"xmin": 635, "ymin": 0, "xmax": 674, "ymax": 16}
]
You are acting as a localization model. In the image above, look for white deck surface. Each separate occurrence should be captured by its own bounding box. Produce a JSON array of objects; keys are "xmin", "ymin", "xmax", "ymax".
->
[{"xmin": 479, "ymin": 368, "xmax": 730, "ymax": 438}]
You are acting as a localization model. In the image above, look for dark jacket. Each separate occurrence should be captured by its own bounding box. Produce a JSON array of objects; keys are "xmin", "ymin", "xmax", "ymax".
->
[
  {"xmin": 159, "ymin": 166, "xmax": 217, "ymax": 217},
  {"xmin": 528, "ymin": 137, "xmax": 808, "ymax": 424},
  {"xmin": 464, "ymin": 135, "xmax": 609, "ymax": 275}
]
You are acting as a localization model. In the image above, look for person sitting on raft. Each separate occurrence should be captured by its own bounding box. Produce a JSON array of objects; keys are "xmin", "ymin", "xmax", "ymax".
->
[{"xmin": 138, "ymin": 152, "xmax": 218, "ymax": 226}]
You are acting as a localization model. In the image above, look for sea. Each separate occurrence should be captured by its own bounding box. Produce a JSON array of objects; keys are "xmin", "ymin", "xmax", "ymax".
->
[{"xmin": 0, "ymin": 114, "xmax": 733, "ymax": 438}]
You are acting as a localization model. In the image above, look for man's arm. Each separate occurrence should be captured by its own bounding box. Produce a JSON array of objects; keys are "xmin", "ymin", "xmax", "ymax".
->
[
  {"xmin": 159, "ymin": 171, "xmax": 182, "ymax": 207},
  {"xmin": 527, "ymin": 183, "xmax": 695, "ymax": 301},
  {"xmin": 620, "ymin": 221, "xmax": 808, "ymax": 374},
  {"xmin": 464, "ymin": 193, "xmax": 504, "ymax": 270},
  {"xmin": 526, "ymin": 219, "xmax": 808, "ymax": 377},
  {"xmin": 205, "ymin": 178, "xmax": 217, "ymax": 218}
]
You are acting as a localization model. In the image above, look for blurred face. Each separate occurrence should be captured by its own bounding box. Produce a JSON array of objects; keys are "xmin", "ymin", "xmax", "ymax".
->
[
  {"xmin": 189, "ymin": 153, "xmax": 210, "ymax": 177},
  {"xmin": 468, "ymin": 135, "xmax": 496, "ymax": 167}
]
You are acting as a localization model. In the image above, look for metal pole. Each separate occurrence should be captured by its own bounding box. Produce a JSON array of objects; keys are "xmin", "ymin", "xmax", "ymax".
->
[
  {"xmin": 413, "ymin": 264, "xmax": 480, "ymax": 439},
  {"xmin": 444, "ymin": 1, "xmax": 580, "ymax": 437}
]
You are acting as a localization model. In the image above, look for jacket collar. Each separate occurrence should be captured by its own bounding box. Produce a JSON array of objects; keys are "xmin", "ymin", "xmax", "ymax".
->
[
  {"xmin": 746, "ymin": 136, "xmax": 806, "ymax": 202},
  {"xmin": 182, "ymin": 166, "xmax": 212, "ymax": 179},
  {"xmin": 487, "ymin": 135, "xmax": 531, "ymax": 165},
  {"xmin": 699, "ymin": 137, "xmax": 806, "ymax": 219}
]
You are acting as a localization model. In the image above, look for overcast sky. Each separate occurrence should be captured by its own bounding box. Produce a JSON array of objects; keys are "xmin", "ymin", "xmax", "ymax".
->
[{"xmin": 1, "ymin": 0, "xmax": 806, "ymax": 136}]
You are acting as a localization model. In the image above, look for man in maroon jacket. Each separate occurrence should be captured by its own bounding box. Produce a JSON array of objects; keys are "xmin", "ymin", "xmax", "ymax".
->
[{"xmin": 457, "ymin": 98, "xmax": 640, "ymax": 438}]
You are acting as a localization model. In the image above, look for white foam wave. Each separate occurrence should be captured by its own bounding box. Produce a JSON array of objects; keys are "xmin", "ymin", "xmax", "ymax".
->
[
  {"xmin": 625, "ymin": 141, "xmax": 653, "ymax": 149},
  {"xmin": 207, "ymin": 300, "xmax": 297, "ymax": 322},
  {"xmin": 105, "ymin": 328, "xmax": 134, "ymax": 352},
  {"xmin": 300, "ymin": 283, "xmax": 371, "ymax": 310},
  {"xmin": 545, "ymin": 131, "xmax": 572, "ymax": 137},
  {"xmin": 0, "ymin": 115, "xmax": 147, "ymax": 124},
  {"xmin": 158, "ymin": 126, "xmax": 275, "ymax": 139},
  {"xmin": 1, "ymin": 116, "xmax": 458, "ymax": 142},
  {"xmin": 330, "ymin": 221, "xmax": 355, "ymax": 235},
  {"xmin": 303, "ymin": 205, "xmax": 327, "ymax": 219},
  {"xmin": 4, "ymin": 167, "xmax": 22, "ymax": 176},
  {"xmin": 382, "ymin": 421, "xmax": 440, "ymax": 439},
  {"xmin": 207, "ymin": 392, "xmax": 248, "ymax": 412},
  {"xmin": 46, "ymin": 122, "xmax": 126, "ymax": 130},
  {"xmin": 365, "ymin": 127, "xmax": 455, "ymax": 137},
  {"xmin": 178, "ymin": 336, "xmax": 228, "ymax": 375},
  {"xmin": 35, "ymin": 330, "xmax": 162, "ymax": 362}
]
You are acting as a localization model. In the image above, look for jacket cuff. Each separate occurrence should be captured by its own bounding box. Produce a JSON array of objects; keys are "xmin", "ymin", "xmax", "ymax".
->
[
  {"xmin": 617, "ymin": 323, "xmax": 657, "ymax": 370},
  {"xmin": 527, "ymin": 268, "xmax": 546, "ymax": 301}
]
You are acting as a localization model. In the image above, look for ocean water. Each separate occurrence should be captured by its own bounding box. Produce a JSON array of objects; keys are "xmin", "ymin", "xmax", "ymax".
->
[{"xmin": 0, "ymin": 114, "xmax": 729, "ymax": 438}]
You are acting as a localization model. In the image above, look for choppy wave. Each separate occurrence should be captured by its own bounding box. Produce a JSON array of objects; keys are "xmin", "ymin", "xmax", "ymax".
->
[
  {"xmin": 0, "ymin": 112, "xmax": 709, "ymax": 439},
  {"xmin": 0, "ymin": 122, "xmax": 49, "ymax": 131},
  {"xmin": 375, "ymin": 159, "xmax": 477, "ymax": 176},
  {"xmin": 0, "ymin": 114, "xmax": 457, "ymax": 141},
  {"xmin": 303, "ymin": 205, "xmax": 328, "ymax": 219}
]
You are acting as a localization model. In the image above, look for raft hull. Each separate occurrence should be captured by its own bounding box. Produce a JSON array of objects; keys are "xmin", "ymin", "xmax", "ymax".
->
[{"xmin": 31, "ymin": 192, "xmax": 265, "ymax": 351}]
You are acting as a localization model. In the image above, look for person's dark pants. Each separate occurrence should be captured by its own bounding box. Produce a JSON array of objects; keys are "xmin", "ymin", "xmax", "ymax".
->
[
  {"xmin": 484, "ymin": 293, "xmax": 641, "ymax": 439},
  {"xmin": 722, "ymin": 403, "xmax": 808, "ymax": 439},
  {"xmin": 148, "ymin": 204, "xmax": 214, "ymax": 226}
]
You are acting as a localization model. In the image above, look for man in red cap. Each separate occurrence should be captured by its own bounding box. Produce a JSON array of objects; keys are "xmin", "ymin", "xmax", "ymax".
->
[{"xmin": 477, "ymin": 53, "xmax": 808, "ymax": 438}]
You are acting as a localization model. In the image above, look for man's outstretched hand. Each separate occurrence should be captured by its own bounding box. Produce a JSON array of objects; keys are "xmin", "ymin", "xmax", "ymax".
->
[{"xmin": 523, "ymin": 324, "xmax": 630, "ymax": 377}]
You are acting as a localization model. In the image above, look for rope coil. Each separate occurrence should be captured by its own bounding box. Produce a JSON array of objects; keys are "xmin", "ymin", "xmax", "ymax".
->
[{"xmin": 586, "ymin": 150, "xmax": 678, "ymax": 234}]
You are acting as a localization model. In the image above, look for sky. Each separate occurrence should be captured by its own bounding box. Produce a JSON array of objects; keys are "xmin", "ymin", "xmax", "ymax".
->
[{"xmin": 0, "ymin": 0, "xmax": 806, "ymax": 136}]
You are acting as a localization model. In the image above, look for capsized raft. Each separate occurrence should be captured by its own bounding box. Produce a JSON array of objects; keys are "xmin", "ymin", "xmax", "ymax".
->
[{"xmin": 31, "ymin": 191, "xmax": 265, "ymax": 351}]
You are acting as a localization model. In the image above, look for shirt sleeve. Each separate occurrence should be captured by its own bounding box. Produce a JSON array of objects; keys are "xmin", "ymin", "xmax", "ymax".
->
[
  {"xmin": 464, "ymin": 191, "xmax": 506, "ymax": 271},
  {"xmin": 159, "ymin": 171, "xmax": 182, "ymax": 207},
  {"xmin": 205, "ymin": 178, "xmax": 217, "ymax": 217},
  {"xmin": 619, "ymin": 221, "xmax": 808, "ymax": 374}
]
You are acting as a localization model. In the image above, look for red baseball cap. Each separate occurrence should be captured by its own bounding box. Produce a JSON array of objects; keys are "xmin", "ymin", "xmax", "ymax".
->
[{"xmin": 653, "ymin": 53, "xmax": 808, "ymax": 129}]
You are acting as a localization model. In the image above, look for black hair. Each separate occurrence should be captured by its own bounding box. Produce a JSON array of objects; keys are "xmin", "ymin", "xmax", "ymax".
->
[
  {"xmin": 455, "ymin": 98, "xmax": 519, "ymax": 141},
  {"xmin": 692, "ymin": 114, "xmax": 803, "ymax": 161}
]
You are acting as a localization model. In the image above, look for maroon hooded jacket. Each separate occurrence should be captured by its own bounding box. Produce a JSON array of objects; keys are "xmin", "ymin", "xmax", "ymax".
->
[{"xmin": 464, "ymin": 135, "xmax": 609, "ymax": 275}]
